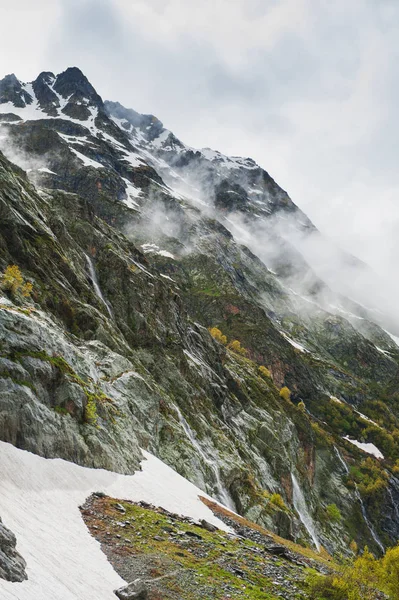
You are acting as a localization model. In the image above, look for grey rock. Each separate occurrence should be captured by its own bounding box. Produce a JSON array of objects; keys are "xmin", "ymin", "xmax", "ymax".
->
[
  {"xmin": 114, "ymin": 578, "xmax": 148, "ymax": 599},
  {"xmin": 0, "ymin": 517, "xmax": 27, "ymax": 582},
  {"xmin": 200, "ymin": 519, "xmax": 217, "ymax": 532}
]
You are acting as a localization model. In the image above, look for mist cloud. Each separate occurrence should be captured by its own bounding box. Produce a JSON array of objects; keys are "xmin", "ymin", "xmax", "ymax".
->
[{"xmin": 1, "ymin": 0, "xmax": 399, "ymax": 323}]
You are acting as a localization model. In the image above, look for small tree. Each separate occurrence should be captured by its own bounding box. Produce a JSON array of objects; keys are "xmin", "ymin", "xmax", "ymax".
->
[
  {"xmin": 270, "ymin": 493, "xmax": 286, "ymax": 509},
  {"xmin": 227, "ymin": 339, "xmax": 247, "ymax": 356},
  {"xmin": 279, "ymin": 386, "xmax": 291, "ymax": 401},
  {"xmin": 259, "ymin": 366, "xmax": 272, "ymax": 379},
  {"xmin": 209, "ymin": 327, "xmax": 227, "ymax": 345},
  {"xmin": 349, "ymin": 540, "xmax": 358, "ymax": 555},
  {"xmin": 382, "ymin": 545, "xmax": 399, "ymax": 598},
  {"xmin": 1, "ymin": 265, "xmax": 33, "ymax": 298}
]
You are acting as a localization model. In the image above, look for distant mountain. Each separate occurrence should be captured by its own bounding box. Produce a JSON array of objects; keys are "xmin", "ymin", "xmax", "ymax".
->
[{"xmin": 1, "ymin": 66, "xmax": 399, "ymax": 574}]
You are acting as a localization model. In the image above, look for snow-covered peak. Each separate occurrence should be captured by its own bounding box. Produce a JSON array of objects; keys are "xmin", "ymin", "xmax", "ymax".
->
[
  {"xmin": 200, "ymin": 147, "xmax": 258, "ymax": 171},
  {"xmin": 0, "ymin": 67, "xmax": 103, "ymax": 124},
  {"xmin": 0, "ymin": 73, "xmax": 33, "ymax": 108}
]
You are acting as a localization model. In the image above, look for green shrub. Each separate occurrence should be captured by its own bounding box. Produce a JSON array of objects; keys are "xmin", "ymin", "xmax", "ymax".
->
[
  {"xmin": 326, "ymin": 503, "xmax": 342, "ymax": 523},
  {"xmin": 84, "ymin": 396, "xmax": 98, "ymax": 425},
  {"xmin": 270, "ymin": 493, "xmax": 286, "ymax": 510}
]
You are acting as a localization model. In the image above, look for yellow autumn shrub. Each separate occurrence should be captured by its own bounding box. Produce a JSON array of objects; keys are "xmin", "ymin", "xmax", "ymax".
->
[
  {"xmin": 1, "ymin": 265, "xmax": 33, "ymax": 298},
  {"xmin": 279, "ymin": 386, "xmax": 291, "ymax": 401},
  {"xmin": 259, "ymin": 366, "xmax": 272, "ymax": 379},
  {"xmin": 209, "ymin": 327, "xmax": 227, "ymax": 345},
  {"xmin": 227, "ymin": 339, "xmax": 247, "ymax": 356}
]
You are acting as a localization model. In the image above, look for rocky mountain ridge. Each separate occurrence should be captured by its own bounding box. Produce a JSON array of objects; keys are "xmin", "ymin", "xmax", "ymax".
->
[{"xmin": 1, "ymin": 67, "xmax": 399, "ymax": 565}]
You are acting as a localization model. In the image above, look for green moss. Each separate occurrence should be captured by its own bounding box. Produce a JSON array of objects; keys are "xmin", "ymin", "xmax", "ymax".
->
[
  {"xmin": 9, "ymin": 349, "xmax": 115, "ymax": 425},
  {"xmin": 0, "ymin": 373, "xmax": 37, "ymax": 392},
  {"xmin": 325, "ymin": 504, "xmax": 342, "ymax": 523},
  {"xmin": 84, "ymin": 396, "xmax": 98, "ymax": 425},
  {"xmin": 53, "ymin": 406, "xmax": 69, "ymax": 416}
]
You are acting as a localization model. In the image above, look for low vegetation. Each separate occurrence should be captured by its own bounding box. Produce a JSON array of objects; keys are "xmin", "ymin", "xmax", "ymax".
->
[
  {"xmin": 308, "ymin": 545, "xmax": 399, "ymax": 599},
  {"xmin": 1, "ymin": 264, "xmax": 33, "ymax": 299},
  {"xmin": 279, "ymin": 386, "xmax": 291, "ymax": 401}
]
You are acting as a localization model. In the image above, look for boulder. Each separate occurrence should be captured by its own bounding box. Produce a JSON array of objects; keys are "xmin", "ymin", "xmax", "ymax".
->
[{"xmin": 114, "ymin": 578, "xmax": 148, "ymax": 600}]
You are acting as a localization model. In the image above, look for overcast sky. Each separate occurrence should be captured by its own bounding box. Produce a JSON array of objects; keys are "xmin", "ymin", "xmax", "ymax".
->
[{"xmin": 1, "ymin": 0, "xmax": 398, "ymax": 272}]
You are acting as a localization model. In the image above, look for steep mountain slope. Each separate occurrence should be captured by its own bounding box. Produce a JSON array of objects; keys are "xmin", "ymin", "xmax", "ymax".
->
[{"xmin": 1, "ymin": 67, "xmax": 399, "ymax": 569}]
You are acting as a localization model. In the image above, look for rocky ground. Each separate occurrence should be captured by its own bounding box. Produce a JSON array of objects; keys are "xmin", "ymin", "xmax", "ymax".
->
[{"xmin": 81, "ymin": 494, "xmax": 334, "ymax": 600}]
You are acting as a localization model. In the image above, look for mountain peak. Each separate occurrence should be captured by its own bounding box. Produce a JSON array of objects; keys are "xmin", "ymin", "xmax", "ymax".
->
[
  {"xmin": 53, "ymin": 67, "xmax": 102, "ymax": 105},
  {"xmin": 0, "ymin": 73, "xmax": 32, "ymax": 108}
]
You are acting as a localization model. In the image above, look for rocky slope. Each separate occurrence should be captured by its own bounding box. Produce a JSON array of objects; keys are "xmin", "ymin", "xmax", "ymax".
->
[
  {"xmin": 81, "ymin": 493, "xmax": 333, "ymax": 600},
  {"xmin": 0, "ymin": 67, "xmax": 399, "ymax": 564}
]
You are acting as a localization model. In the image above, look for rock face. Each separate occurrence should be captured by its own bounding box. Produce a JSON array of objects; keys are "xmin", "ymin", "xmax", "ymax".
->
[
  {"xmin": 0, "ymin": 517, "xmax": 27, "ymax": 582},
  {"xmin": 0, "ymin": 67, "xmax": 399, "ymax": 557}
]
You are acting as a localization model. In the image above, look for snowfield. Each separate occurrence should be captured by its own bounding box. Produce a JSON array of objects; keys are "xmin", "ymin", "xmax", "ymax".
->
[{"xmin": 0, "ymin": 441, "xmax": 230, "ymax": 600}]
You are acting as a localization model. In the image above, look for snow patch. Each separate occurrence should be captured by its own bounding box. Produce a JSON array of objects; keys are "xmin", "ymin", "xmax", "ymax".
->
[
  {"xmin": 141, "ymin": 243, "xmax": 175, "ymax": 260},
  {"xmin": 384, "ymin": 329, "xmax": 399, "ymax": 348},
  {"xmin": 0, "ymin": 441, "xmax": 230, "ymax": 600},
  {"xmin": 330, "ymin": 396, "xmax": 343, "ymax": 404},
  {"xmin": 281, "ymin": 332, "xmax": 308, "ymax": 353},
  {"xmin": 160, "ymin": 274, "xmax": 176, "ymax": 283},
  {"xmin": 343, "ymin": 436, "xmax": 384, "ymax": 459},
  {"xmin": 70, "ymin": 148, "xmax": 104, "ymax": 169}
]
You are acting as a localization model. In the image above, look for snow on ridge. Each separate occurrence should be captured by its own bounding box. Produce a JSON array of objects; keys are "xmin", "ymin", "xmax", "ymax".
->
[
  {"xmin": 343, "ymin": 436, "xmax": 384, "ymax": 459},
  {"xmin": 384, "ymin": 329, "xmax": 399, "ymax": 348},
  {"xmin": 354, "ymin": 409, "xmax": 381, "ymax": 429},
  {"xmin": 281, "ymin": 332, "xmax": 308, "ymax": 353},
  {"xmin": 70, "ymin": 147, "xmax": 104, "ymax": 169},
  {"xmin": 200, "ymin": 147, "xmax": 258, "ymax": 171},
  {"xmin": 121, "ymin": 177, "xmax": 141, "ymax": 209},
  {"xmin": 0, "ymin": 441, "xmax": 230, "ymax": 600}
]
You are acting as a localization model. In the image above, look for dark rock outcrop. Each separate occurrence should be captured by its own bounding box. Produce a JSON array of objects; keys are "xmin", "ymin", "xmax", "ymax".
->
[{"xmin": 0, "ymin": 517, "xmax": 27, "ymax": 582}]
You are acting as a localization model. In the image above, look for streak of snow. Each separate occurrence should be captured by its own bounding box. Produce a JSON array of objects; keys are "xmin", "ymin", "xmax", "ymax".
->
[
  {"xmin": 330, "ymin": 396, "xmax": 343, "ymax": 404},
  {"xmin": 0, "ymin": 441, "xmax": 230, "ymax": 600},
  {"xmin": 354, "ymin": 410, "xmax": 381, "ymax": 429},
  {"xmin": 57, "ymin": 133, "xmax": 96, "ymax": 147},
  {"xmin": 158, "ymin": 250, "xmax": 175, "ymax": 259},
  {"xmin": 160, "ymin": 274, "xmax": 176, "ymax": 282},
  {"xmin": 384, "ymin": 329, "xmax": 399, "ymax": 348},
  {"xmin": 343, "ymin": 436, "xmax": 384, "ymax": 459},
  {"xmin": 141, "ymin": 243, "xmax": 159, "ymax": 253},
  {"xmin": 70, "ymin": 148, "xmax": 104, "ymax": 169},
  {"xmin": 121, "ymin": 178, "xmax": 141, "ymax": 209},
  {"xmin": 281, "ymin": 332, "xmax": 308, "ymax": 353},
  {"xmin": 375, "ymin": 346, "xmax": 391, "ymax": 356}
]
